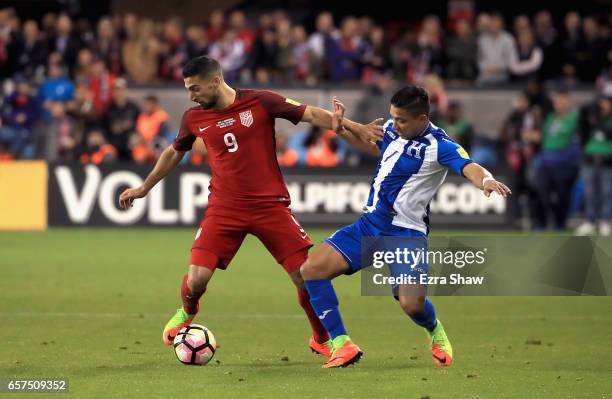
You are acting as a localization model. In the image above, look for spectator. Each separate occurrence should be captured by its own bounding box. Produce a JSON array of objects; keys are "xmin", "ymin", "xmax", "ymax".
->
[
  {"xmin": 276, "ymin": 131, "xmax": 298, "ymax": 167},
  {"xmin": 291, "ymin": 25, "xmax": 312, "ymax": 83},
  {"xmin": 361, "ymin": 26, "xmax": 392, "ymax": 82},
  {"xmin": 477, "ymin": 12, "xmax": 515, "ymax": 85},
  {"xmin": 248, "ymin": 28, "xmax": 278, "ymax": 83},
  {"xmin": 0, "ymin": 79, "xmax": 39, "ymax": 158},
  {"xmin": 66, "ymin": 81, "xmax": 96, "ymax": 148},
  {"xmin": 16, "ymin": 20, "xmax": 49, "ymax": 81},
  {"xmin": 40, "ymin": 12, "xmax": 57, "ymax": 40},
  {"xmin": 529, "ymin": 89, "xmax": 580, "ymax": 230},
  {"xmin": 509, "ymin": 28, "xmax": 543, "ymax": 82},
  {"xmin": 48, "ymin": 14, "xmax": 82, "ymax": 73},
  {"xmin": 132, "ymin": 95, "xmax": 169, "ymax": 163},
  {"xmin": 104, "ymin": 78, "xmax": 140, "ymax": 161},
  {"xmin": 92, "ymin": 16, "xmax": 122, "ymax": 76},
  {"xmin": 122, "ymin": 18, "xmax": 160, "ymax": 83},
  {"xmin": 38, "ymin": 62, "xmax": 75, "ymax": 111},
  {"xmin": 0, "ymin": 8, "xmax": 22, "ymax": 78},
  {"xmin": 445, "ymin": 19, "xmax": 478, "ymax": 83},
  {"xmin": 413, "ymin": 15, "xmax": 445, "ymax": 81},
  {"xmin": 356, "ymin": 72, "xmax": 397, "ymax": 124},
  {"xmin": 325, "ymin": 16, "xmax": 366, "ymax": 81},
  {"xmin": 206, "ymin": 9, "xmax": 225, "ymax": 44},
  {"xmin": 160, "ymin": 17, "xmax": 187, "ymax": 81},
  {"xmin": 575, "ymin": 91, "xmax": 612, "ymax": 236},
  {"xmin": 308, "ymin": 11, "xmax": 337, "ymax": 81},
  {"xmin": 512, "ymin": 14, "xmax": 531, "ymax": 36},
  {"xmin": 525, "ymin": 79, "xmax": 553, "ymax": 115},
  {"xmin": 276, "ymin": 17, "xmax": 295, "ymax": 81},
  {"xmin": 390, "ymin": 30, "xmax": 419, "ymax": 82},
  {"xmin": 561, "ymin": 11, "xmax": 583, "ymax": 82},
  {"xmin": 576, "ymin": 17, "xmax": 607, "ymax": 83},
  {"xmin": 423, "ymin": 74, "xmax": 448, "ymax": 122},
  {"xmin": 533, "ymin": 10, "xmax": 562, "ymax": 82},
  {"xmin": 500, "ymin": 93, "xmax": 544, "ymax": 226},
  {"xmin": 79, "ymin": 129, "xmax": 118, "ymax": 165},
  {"xmin": 184, "ymin": 25, "xmax": 208, "ymax": 60},
  {"xmin": 304, "ymin": 127, "xmax": 339, "ymax": 167},
  {"xmin": 36, "ymin": 101, "xmax": 77, "ymax": 162},
  {"xmin": 88, "ymin": 58, "xmax": 115, "ymax": 118},
  {"xmin": 437, "ymin": 101, "xmax": 474, "ymax": 151},
  {"xmin": 208, "ymin": 29, "xmax": 246, "ymax": 82},
  {"xmin": 74, "ymin": 47, "xmax": 94, "ymax": 83},
  {"xmin": 229, "ymin": 10, "xmax": 255, "ymax": 53}
]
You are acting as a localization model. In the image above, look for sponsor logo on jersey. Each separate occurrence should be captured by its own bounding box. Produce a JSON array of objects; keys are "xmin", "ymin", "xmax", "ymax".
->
[
  {"xmin": 285, "ymin": 98, "xmax": 301, "ymax": 107},
  {"xmin": 385, "ymin": 128, "xmax": 397, "ymax": 139},
  {"xmin": 239, "ymin": 110, "xmax": 253, "ymax": 127},
  {"xmin": 216, "ymin": 118, "xmax": 235, "ymax": 129},
  {"xmin": 456, "ymin": 147, "xmax": 470, "ymax": 159}
]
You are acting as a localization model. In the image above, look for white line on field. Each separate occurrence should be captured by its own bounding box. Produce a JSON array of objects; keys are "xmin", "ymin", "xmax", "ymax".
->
[{"xmin": 0, "ymin": 312, "xmax": 609, "ymax": 321}]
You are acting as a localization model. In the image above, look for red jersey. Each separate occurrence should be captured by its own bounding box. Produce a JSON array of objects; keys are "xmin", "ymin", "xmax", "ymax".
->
[{"xmin": 173, "ymin": 89, "xmax": 306, "ymax": 206}]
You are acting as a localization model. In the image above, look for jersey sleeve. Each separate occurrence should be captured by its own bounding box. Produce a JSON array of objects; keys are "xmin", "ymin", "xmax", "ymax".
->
[
  {"xmin": 172, "ymin": 110, "xmax": 196, "ymax": 152},
  {"xmin": 436, "ymin": 135, "xmax": 473, "ymax": 175},
  {"xmin": 256, "ymin": 90, "xmax": 307, "ymax": 125}
]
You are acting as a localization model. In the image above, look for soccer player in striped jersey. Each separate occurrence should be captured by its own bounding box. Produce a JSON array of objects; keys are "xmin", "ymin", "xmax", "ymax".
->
[{"xmin": 301, "ymin": 86, "xmax": 511, "ymax": 368}]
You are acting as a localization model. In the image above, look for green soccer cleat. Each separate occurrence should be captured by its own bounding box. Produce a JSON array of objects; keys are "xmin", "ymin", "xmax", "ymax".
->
[
  {"xmin": 428, "ymin": 320, "xmax": 453, "ymax": 367},
  {"xmin": 162, "ymin": 308, "xmax": 197, "ymax": 345}
]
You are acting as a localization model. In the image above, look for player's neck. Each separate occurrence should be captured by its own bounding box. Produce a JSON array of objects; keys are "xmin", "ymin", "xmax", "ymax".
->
[{"xmin": 214, "ymin": 83, "xmax": 237, "ymax": 110}]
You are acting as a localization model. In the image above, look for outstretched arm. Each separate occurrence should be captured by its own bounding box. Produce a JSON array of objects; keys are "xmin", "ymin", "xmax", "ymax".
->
[
  {"xmin": 462, "ymin": 163, "xmax": 512, "ymax": 197},
  {"xmin": 301, "ymin": 102, "xmax": 383, "ymax": 145},
  {"xmin": 301, "ymin": 98, "xmax": 382, "ymax": 156},
  {"xmin": 118, "ymin": 145, "xmax": 186, "ymax": 209}
]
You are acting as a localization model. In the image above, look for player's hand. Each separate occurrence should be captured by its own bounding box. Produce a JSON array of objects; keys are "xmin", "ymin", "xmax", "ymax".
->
[
  {"xmin": 331, "ymin": 97, "xmax": 346, "ymax": 134},
  {"xmin": 354, "ymin": 117, "xmax": 384, "ymax": 143},
  {"xmin": 119, "ymin": 186, "xmax": 148, "ymax": 209},
  {"xmin": 483, "ymin": 179, "xmax": 512, "ymax": 198}
]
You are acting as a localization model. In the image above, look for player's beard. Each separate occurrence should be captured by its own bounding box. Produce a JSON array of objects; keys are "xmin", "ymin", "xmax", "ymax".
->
[{"xmin": 196, "ymin": 92, "xmax": 219, "ymax": 109}]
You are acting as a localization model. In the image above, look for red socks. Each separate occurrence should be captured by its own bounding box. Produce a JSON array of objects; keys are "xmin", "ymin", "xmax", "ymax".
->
[{"xmin": 180, "ymin": 274, "xmax": 200, "ymax": 315}]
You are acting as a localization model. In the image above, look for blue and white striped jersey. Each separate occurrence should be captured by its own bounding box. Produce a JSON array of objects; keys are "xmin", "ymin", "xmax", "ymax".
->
[{"xmin": 364, "ymin": 120, "xmax": 473, "ymax": 234}]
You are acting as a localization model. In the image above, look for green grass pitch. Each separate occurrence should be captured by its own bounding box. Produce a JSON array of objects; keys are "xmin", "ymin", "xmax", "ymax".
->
[{"xmin": 1, "ymin": 228, "xmax": 611, "ymax": 398}]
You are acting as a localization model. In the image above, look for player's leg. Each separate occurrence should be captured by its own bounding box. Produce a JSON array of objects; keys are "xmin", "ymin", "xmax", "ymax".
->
[
  {"xmin": 397, "ymin": 284, "xmax": 453, "ymax": 367},
  {"xmin": 250, "ymin": 206, "xmax": 334, "ymax": 356},
  {"xmin": 163, "ymin": 209, "xmax": 247, "ymax": 345},
  {"xmin": 282, "ymin": 250, "xmax": 333, "ymax": 357},
  {"xmin": 163, "ymin": 264, "xmax": 214, "ymax": 345},
  {"xmin": 301, "ymin": 222, "xmax": 366, "ymax": 368}
]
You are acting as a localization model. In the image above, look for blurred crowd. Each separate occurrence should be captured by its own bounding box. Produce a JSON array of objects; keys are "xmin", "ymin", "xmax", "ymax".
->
[
  {"xmin": 0, "ymin": 5, "xmax": 611, "ymax": 233},
  {"xmin": 0, "ymin": 6, "xmax": 610, "ymax": 86}
]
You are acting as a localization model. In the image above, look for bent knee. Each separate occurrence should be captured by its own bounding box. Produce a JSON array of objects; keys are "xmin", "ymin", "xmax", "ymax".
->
[
  {"xmin": 399, "ymin": 295, "xmax": 425, "ymax": 315},
  {"xmin": 300, "ymin": 258, "xmax": 328, "ymax": 280}
]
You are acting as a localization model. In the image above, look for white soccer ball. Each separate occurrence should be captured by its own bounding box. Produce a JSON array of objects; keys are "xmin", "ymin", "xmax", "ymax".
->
[{"xmin": 173, "ymin": 324, "xmax": 217, "ymax": 365}]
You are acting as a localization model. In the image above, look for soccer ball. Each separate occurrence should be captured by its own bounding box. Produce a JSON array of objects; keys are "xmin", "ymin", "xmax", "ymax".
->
[{"xmin": 173, "ymin": 324, "xmax": 217, "ymax": 365}]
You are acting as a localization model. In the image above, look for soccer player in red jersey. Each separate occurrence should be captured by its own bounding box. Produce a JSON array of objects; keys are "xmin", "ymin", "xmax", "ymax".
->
[{"xmin": 118, "ymin": 56, "xmax": 381, "ymax": 357}]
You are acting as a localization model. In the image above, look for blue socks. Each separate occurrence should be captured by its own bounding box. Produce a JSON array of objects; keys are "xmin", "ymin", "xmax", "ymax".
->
[
  {"xmin": 304, "ymin": 279, "xmax": 348, "ymax": 339},
  {"xmin": 409, "ymin": 299, "xmax": 438, "ymax": 332}
]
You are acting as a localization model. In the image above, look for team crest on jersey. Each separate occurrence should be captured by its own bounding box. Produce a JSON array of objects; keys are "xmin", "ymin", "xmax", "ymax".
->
[{"xmin": 239, "ymin": 110, "xmax": 254, "ymax": 127}]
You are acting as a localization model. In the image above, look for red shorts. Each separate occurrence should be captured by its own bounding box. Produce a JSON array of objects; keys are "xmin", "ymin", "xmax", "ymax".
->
[{"xmin": 190, "ymin": 203, "xmax": 313, "ymax": 272}]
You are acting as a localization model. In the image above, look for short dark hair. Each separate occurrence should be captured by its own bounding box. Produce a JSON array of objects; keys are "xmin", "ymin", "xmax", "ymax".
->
[
  {"xmin": 182, "ymin": 56, "xmax": 222, "ymax": 79},
  {"xmin": 144, "ymin": 95, "xmax": 159, "ymax": 104},
  {"xmin": 390, "ymin": 86, "xmax": 430, "ymax": 117}
]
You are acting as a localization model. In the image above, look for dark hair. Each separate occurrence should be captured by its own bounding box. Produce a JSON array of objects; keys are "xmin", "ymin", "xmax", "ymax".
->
[
  {"xmin": 182, "ymin": 56, "xmax": 222, "ymax": 79},
  {"xmin": 144, "ymin": 95, "xmax": 159, "ymax": 104},
  {"xmin": 390, "ymin": 86, "xmax": 430, "ymax": 117}
]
